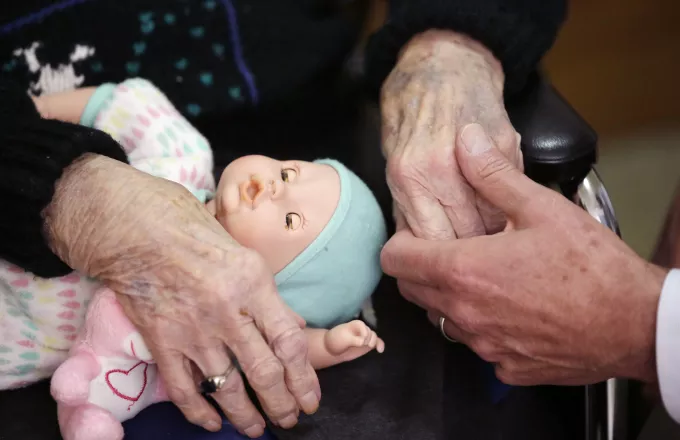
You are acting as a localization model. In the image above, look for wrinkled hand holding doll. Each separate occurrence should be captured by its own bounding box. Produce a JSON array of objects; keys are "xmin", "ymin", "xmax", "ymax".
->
[{"xmin": 23, "ymin": 78, "xmax": 387, "ymax": 440}]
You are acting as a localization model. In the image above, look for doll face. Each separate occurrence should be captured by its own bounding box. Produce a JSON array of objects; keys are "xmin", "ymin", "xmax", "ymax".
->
[{"xmin": 214, "ymin": 155, "xmax": 340, "ymax": 273}]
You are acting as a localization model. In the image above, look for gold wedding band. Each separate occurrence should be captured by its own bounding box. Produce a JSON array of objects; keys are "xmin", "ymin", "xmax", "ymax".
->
[
  {"xmin": 439, "ymin": 316, "xmax": 458, "ymax": 343},
  {"xmin": 199, "ymin": 365, "xmax": 235, "ymax": 394}
]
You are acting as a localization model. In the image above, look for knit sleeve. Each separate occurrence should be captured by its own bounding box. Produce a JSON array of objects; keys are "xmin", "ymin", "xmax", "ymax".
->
[
  {"xmin": 0, "ymin": 79, "xmax": 129, "ymax": 278},
  {"xmin": 364, "ymin": 0, "xmax": 568, "ymax": 100}
]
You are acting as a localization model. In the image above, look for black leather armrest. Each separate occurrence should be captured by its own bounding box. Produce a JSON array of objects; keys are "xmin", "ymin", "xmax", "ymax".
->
[{"xmin": 507, "ymin": 72, "xmax": 598, "ymax": 186}]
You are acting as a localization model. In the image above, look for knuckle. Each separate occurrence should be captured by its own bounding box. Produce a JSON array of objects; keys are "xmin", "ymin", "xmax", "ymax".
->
[
  {"xmin": 247, "ymin": 358, "xmax": 285, "ymax": 391},
  {"xmin": 271, "ymin": 328, "xmax": 308, "ymax": 365},
  {"xmin": 495, "ymin": 366, "xmax": 516, "ymax": 385},
  {"xmin": 496, "ymin": 129, "xmax": 520, "ymax": 152},
  {"xmin": 380, "ymin": 244, "xmax": 398, "ymax": 275},
  {"xmin": 496, "ymin": 367, "xmax": 527, "ymax": 386},
  {"xmin": 495, "ymin": 361, "xmax": 528, "ymax": 386},
  {"xmin": 183, "ymin": 411, "xmax": 210, "ymax": 426},
  {"xmin": 477, "ymin": 154, "xmax": 515, "ymax": 182},
  {"xmin": 166, "ymin": 384, "xmax": 191, "ymax": 407},
  {"xmin": 386, "ymin": 157, "xmax": 414, "ymax": 186},
  {"xmin": 452, "ymin": 216, "xmax": 487, "ymax": 239},
  {"xmin": 380, "ymin": 79, "xmax": 396, "ymax": 104},
  {"xmin": 433, "ymin": 252, "xmax": 463, "ymax": 286},
  {"xmin": 185, "ymin": 412, "xmax": 213, "ymax": 427},
  {"xmin": 220, "ymin": 370, "xmax": 246, "ymax": 396},
  {"xmin": 469, "ymin": 338, "xmax": 498, "ymax": 362},
  {"xmin": 447, "ymin": 301, "xmax": 480, "ymax": 333}
]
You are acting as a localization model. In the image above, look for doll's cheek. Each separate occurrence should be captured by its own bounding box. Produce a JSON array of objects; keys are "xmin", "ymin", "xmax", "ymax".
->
[{"xmin": 123, "ymin": 333, "xmax": 154, "ymax": 362}]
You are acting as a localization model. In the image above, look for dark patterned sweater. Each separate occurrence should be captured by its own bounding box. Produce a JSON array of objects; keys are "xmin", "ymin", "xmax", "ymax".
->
[{"xmin": 0, "ymin": 0, "xmax": 567, "ymax": 275}]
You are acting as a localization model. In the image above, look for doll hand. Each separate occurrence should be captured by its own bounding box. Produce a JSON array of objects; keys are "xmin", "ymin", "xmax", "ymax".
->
[{"xmin": 325, "ymin": 320, "xmax": 385, "ymax": 355}]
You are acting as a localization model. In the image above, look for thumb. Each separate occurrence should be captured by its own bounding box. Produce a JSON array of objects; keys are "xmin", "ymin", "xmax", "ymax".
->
[{"xmin": 457, "ymin": 123, "xmax": 548, "ymax": 223}]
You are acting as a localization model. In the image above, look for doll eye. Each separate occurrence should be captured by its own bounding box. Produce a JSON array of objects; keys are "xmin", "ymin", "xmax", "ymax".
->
[
  {"xmin": 281, "ymin": 168, "xmax": 298, "ymax": 182},
  {"xmin": 285, "ymin": 213, "xmax": 302, "ymax": 230}
]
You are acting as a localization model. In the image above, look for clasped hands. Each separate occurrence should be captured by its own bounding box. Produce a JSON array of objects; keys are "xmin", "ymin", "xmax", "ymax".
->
[{"xmin": 380, "ymin": 30, "xmax": 665, "ymax": 387}]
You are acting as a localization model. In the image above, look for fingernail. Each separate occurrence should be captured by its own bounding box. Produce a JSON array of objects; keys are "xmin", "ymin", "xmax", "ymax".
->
[
  {"xmin": 300, "ymin": 391, "xmax": 319, "ymax": 414},
  {"xmin": 244, "ymin": 424, "xmax": 264, "ymax": 438},
  {"xmin": 461, "ymin": 123, "xmax": 491, "ymax": 155},
  {"xmin": 204, "ymin": 421, "xmax": 221, "ymax": 432},
  {"xmin": 278, "ymin": 414, "xmax": 298, "ymax": 429}
]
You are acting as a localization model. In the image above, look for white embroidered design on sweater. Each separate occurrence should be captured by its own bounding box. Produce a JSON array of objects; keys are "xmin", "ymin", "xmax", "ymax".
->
[{"xmin": 12, "ymin": 42, "xmax": 96, "ymax": 95}]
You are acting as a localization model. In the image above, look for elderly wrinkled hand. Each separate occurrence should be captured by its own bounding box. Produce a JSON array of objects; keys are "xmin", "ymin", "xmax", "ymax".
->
[
  {"xmin": 381, "ymin": 30, "xmax": 522, "ymax": 239},
  {"xmin": 44, "ymin": 154, "xmax": 320, "ymax": 437},
  {"xmin": 381, "ymin": 124, "xmax": 667, "ymax": 386}
]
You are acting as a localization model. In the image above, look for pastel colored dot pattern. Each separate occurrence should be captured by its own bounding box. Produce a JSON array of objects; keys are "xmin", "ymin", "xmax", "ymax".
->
[
  {"xmin": 0, "ymin": 258, "xmax": 100, "ymax": 389},
  {"xmin": 92, "ymin": 78, "xmax": 215, "ymax": 200}
]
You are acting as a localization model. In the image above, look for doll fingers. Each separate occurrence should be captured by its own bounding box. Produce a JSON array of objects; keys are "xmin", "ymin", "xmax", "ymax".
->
[
  {"xmin": 350, "ymin": 320, "xmax": 368, "ymax": 338},
  {"xmin": 366, "ymin": 331, "xmax": 378, "ymax": 348},
  {"xmin": 376, "ymin": 338, "xmax": 385, "ymax": 353}
]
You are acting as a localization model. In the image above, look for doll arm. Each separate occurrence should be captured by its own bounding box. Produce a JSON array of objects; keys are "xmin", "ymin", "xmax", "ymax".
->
[
  {"xmin": 305, "ymin": 320, "xmax": 385, "ymax": 370},
  {"xmin": 32, "ymin": 88, "xmax": 97, "ymax": 124},
  {"xmin": 51, "ymin": 350, "xmax": 101, "ymax": 405},
  {"xmin": 35, "ymin": 79, "xmax": 215, "ymax": 202},
  {"xmin": 86, "ymin": 78, "xmax": 216, "ymax": 202}
]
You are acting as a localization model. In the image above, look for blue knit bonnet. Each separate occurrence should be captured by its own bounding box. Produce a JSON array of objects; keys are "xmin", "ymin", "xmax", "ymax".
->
[{"xmin": 274, "ymin": 159, "xmax": 387, "ymax": 328}]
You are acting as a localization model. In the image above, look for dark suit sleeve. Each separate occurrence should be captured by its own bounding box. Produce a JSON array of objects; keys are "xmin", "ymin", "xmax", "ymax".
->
[
  {"xmin": 0, "ymin": 78, "xmax": 129, "ymax": 278},
  {"xmin": 364, "ymin": 0, "xmax": 568, "ymax": 99}
]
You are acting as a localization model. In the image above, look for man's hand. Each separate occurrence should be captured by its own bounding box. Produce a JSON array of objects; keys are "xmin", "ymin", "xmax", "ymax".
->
[
  {"xmin": 381, "ymin": 124, "xmax": 667, "ymax": 386},
  {"xmin": 381, "ymin": 30, "xmax": 522, "ymax": 240},
  {"xmin": 45, "ymin": 154, "xmax": 320, "ymax": 437}
]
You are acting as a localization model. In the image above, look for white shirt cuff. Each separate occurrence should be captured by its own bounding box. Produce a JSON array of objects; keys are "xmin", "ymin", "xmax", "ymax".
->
[{"xmin": 656, "ymin": 268, "xmax": 680, "ymax": 423}]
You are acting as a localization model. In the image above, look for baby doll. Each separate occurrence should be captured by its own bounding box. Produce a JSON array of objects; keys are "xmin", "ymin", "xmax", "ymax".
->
[{"xmin": 0, "ymin": 79, "xmax": 387, "ymax": 439}]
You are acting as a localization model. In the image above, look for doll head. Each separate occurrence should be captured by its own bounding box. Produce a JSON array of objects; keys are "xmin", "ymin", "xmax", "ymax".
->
[{"xmin": 213, "ymin": 155, "xmax": 387, "ymax": 328}]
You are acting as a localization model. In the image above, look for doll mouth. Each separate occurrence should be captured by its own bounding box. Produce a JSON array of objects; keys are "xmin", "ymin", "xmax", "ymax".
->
[
  {"xmin": 240, "ymin": 176, "xmax": 272, "ymax": 208},
  {"xmin": 240, "ymin": 179, "xmax": 259, "ymax": 207}
]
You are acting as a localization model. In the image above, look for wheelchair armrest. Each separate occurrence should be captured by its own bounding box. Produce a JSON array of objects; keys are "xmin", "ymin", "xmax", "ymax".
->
[{"xmin": 507, "ymin": 72, "xmax": 598, "ymax": 186}]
